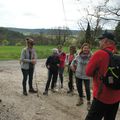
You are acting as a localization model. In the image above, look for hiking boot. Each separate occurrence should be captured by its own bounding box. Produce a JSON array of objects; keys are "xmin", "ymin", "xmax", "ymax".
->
[
  {"xmin": 51, "ymin": 89, "xmax": 56, "ymax": 93},
  {"xmin": 61, "ymin": 84, "xmax": 63, "ymax": 88},
  {"xmin": 76, "ymin": 98, "xmax": 83, "ymax": 106},
  {"xmin": 43, "ymin": 91, "xmax": 48, "ymax": 95},
  {"xmin": 67, "ymin": 91, "xmax": 74, "ymax": 96},
  {"xmin": 23, "ymin": 91, "xmax": 28, "ymax": 96},
  {"xmin": 87, "ymin": 101, "xmax": 91, "ymax": 111},
  {"xmin": 67, "ymin": 90, "xmax": 72, "ymax": 94},
  {"xmin": 29, "ymin": 89, "xmax": 37, "ymax": 93},
  {"xmin": 67, "ymin": 90, "xmax": 73, "ymax": 94}
]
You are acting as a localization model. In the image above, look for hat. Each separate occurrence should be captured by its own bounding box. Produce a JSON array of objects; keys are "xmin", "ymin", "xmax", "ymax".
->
[{"xmin": 98, "ymin": 32, "xmax": 115, "ymax": 41}]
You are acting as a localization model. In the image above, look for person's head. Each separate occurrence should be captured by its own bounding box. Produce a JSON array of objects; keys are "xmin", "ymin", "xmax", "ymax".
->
[
  {"xmin": 57, "ymin": 45, "xmax": 62, "ymax": 53},
  {"xmin": 69, "ymin": 45, "xmax": 76, "ymax": 54},
  {"xmin": 26, "ymin": 37, "xmax": 34, "ymax": 48},
  {"xmin": 98, "ymin": 32, "xmax": 116, "ymax": 49},
  {"xmin": 52, "ymin": 48, "xmax": 58, "ymax": 55},
  {"xmin": 80, "ymin": 43, "xmax": 90, "ymax": 54}
]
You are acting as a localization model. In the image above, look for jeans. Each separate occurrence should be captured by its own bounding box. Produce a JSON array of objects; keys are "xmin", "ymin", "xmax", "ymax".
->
[
  {"xmin": 21, "ymin": 68, "xmax": 34, "ymax": 92},
  {"xmin": 45, "ymin": 70, "xmax": 58, "ymax": 91},
  {"xmin": 68, "ymin": 66, "xmax": 74, "ymax": 91},
  {"xmin": 58, "ymin": 67, "xmax": 64, "ymax": 85},
  {"xmin": 76, "ymin": 77, "xmax": 91, "ymax": 101},
  {"xmin": 85, "ymin": 98, "xmax": 119, "ymax": 120}
]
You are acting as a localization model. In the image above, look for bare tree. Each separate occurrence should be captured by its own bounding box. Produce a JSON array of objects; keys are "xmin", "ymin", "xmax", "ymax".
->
[
  {"xmin": 88, "ymin": 0, "xmax": 120, "ymax": 21},
  {"xmin": 77, "ymin": 5, "xmax": 105, "ymax": 44},
  {"xmin": 53, "ymin": 27, "xmax": 72, "ymax": 45}
]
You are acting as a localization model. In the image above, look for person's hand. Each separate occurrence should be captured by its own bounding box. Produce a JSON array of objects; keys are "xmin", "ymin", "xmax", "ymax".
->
[
  {"xmin": 71, "ymin": 66, "xmax": 76, "ymax": 72},
  {"xmin": 47, "ymin": 65, "xmax": 50, "ymax": 69},
  {"xmin": 31, "ymin": 59, "xmax": 36, "ymax": 64},
  {"xmin": 57, "ymin": 64, "xmax": 60, "ymax": 67}
]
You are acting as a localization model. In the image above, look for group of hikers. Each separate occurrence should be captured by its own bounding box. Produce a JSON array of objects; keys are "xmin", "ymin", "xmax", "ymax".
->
[{"xmin": 20, "ymin": 32, "xmax": 120, "ymax": 120}]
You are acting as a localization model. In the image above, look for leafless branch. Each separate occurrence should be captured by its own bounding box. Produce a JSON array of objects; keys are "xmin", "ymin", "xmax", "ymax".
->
[{"xmin": 106, "ymin": 8, "xmax": 120, "ymax": 16}]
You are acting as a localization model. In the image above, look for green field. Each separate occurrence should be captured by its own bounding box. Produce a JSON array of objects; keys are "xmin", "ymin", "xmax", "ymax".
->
[{"xmin": 0, "ymin": 46, "xmax": 69, "ymax": 60}]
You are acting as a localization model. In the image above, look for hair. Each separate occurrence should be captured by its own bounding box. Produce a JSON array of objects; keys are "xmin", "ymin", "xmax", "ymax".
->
[
  {"xmin": 69, "ymin": 45, "xmax": 76, "ymax": 54},
  {"xmin": 52, "ymin": 48, "xmax": 58, "ymax": 54},
  {"xmin": 57, "ymin": 45, "xmax": 62, "ymax": 49},
  {"xmin": 105, "ymin": 39, "xmax": 115, "ymax": 45},
  {"xmin": 79, "ymin": 43, "xmax": 90, "ymax": 54},
  {"xmin": 26, "ymin": 37, "xmax": 34, "ymax": 45}
]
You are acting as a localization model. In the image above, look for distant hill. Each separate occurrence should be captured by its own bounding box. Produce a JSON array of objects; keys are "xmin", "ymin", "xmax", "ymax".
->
[
  {"xmin": 7, "ymin": 27, "xmax": 80, "ymax": 35},
  {"xmin": 0, "ymin": 27, "xmax": 25, "ymax": 45}
]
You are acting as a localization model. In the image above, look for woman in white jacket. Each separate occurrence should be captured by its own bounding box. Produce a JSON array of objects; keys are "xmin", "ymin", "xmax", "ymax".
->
[{"xmin": 71, "ymin": 43, "xmax": 92, "ymax": 110}]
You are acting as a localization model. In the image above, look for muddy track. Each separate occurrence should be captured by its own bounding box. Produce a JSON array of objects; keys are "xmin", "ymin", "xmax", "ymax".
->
[{"xmin": 0, "ymin": 60, "xmax": 120, "ymax": 120}]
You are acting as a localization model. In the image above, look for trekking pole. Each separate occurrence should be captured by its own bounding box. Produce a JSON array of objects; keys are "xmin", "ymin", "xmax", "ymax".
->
[{"xmin": 34, "ymin": 67, "xmax": 39, "ymax": 97}]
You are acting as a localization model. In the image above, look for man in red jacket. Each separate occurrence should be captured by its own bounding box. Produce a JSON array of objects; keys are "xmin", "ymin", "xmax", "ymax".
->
[{"xmin": 85, "ymin": 32, "xmax": 120, "ymax": 120}]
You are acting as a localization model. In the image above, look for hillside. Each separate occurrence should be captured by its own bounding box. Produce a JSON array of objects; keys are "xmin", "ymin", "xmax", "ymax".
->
[
  {"xmin": 0, "ymin": 27, "xmax": 25, "ymax": 45},
  {"xmin": 7, "ymin": 27, "xmax": 80, "ymax": 35}
]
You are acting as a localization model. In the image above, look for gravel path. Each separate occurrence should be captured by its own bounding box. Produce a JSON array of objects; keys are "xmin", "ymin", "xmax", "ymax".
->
[{"xmin": 0, "ymin": 60, "xmax": 120, "ymax": 120}]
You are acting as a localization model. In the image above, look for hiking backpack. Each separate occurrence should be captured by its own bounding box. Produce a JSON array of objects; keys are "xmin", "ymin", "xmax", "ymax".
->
[{"xmin": 100, "ymin": 49, "xmax": 120, "ymax": 90}]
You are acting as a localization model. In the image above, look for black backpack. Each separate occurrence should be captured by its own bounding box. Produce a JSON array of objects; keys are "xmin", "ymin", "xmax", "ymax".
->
[{"xmin": 100, "ymin": 49, "xmax": 120, "ymax": 90}]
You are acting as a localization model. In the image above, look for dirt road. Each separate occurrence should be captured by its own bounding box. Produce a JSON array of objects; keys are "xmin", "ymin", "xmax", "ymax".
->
[{"xmin": 0, "ymin": 60, "xmax": 120, "ymax": 120}]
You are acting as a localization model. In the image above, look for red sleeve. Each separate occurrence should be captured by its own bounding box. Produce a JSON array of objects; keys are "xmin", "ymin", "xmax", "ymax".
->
[
  {"xmin": 60, "ymin": 53, "xmax": 66, "ymax": 62},
  {"xmin": 86, "ymin": 50, "xmax": 105, "ymax": 77}
]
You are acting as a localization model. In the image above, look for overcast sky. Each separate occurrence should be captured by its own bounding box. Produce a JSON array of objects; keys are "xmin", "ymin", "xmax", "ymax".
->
[{"xmin": 0, "ymin": 0, "xmax": 119, "ymax": 30}]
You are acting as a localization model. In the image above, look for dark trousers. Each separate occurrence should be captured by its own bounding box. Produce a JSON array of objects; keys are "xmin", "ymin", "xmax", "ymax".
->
[
  {"xmin": 45, "ymin": 70, "xmax": 58, "ymax": 91},
  {"xmin": 76, "ymin": 77, "xmax": 91, "ymax": 101},
  {"xmin": 85, "ymin": 98, "xmax": 119, "ymax": 120},
  {"xmin": 21, "ymin": 68, "xmax": 34, "ymax": 92},
  {"xmin": 58, "ymin": 67, "xmax": 64, "ymax": 85},
  {"xmin": 68, "ymin": 66, "xmax": 74, "ymax": 91}
]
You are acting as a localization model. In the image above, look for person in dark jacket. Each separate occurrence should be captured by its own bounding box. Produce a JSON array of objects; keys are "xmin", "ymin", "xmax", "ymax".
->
[
  {"xmin": 43, "ymin": 48, "xmax": 60, "ymax": 95},
  {"xmin": 66, "ymin": 45, "xmax": 76, "ymax": 94}
]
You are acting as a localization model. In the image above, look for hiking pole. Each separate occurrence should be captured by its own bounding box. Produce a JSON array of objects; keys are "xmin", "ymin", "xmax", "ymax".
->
[{"xmin": 34, "ymin": 67, "xmax": 39, "ymax": 97}]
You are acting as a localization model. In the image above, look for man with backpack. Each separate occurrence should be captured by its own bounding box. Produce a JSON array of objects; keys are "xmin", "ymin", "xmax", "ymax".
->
[{"xmin": 85, "ymin": 32, "xmax": 120, "ymax": 120}]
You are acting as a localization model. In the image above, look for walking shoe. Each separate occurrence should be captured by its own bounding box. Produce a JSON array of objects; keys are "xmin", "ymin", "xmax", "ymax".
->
[
  {"xmin": 29, "ymin": 89, "xmax": 37, "ymax": 93},
  {"xmin": 67, "ymin": 91, "xmax": 74, "ymax": 96},
  {"xmin": 87, "ymin": 101, "xmax": 91, "ymax": 111},
  {"xmin": 67, "ymin": 90, "xmax": 73, "ymax": 94},
  {"xmin": 51, "ymin": 89, "xmax": 56, "ymax": 93},
  {"xmin": 43, "ymin": 91, "xmax": 48, "ymax": 95},
  {"xmin": 76, "ymin": 98, "xmax": 83, "ymax": 106},
  {"xmin": 23, "ymin": 91, "xmax": 28, "ymax": 96},
  {"xmin": 61, "ymin": 84, "xmax": 63, "ymax": 88}
]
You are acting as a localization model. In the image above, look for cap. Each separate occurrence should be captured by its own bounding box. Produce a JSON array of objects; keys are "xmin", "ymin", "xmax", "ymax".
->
[{"xmin": 98, "ymin": 32, "xmax": 115, "ymax": 41}]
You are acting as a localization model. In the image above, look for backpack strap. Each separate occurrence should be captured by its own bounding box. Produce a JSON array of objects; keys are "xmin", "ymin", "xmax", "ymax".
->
[
  {"xmin": 102, "ymin": 49, "xmax": 112, "ymax": 54},
  {"xmin": 102, "ymin": 49, "xmax": 113, "ymax": 66}
]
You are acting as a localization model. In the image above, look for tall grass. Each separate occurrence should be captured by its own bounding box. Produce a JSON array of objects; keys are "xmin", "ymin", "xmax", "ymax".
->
[{"xmin": 0, "ymin": 46, "xmax": 69, "ymax": 60}]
